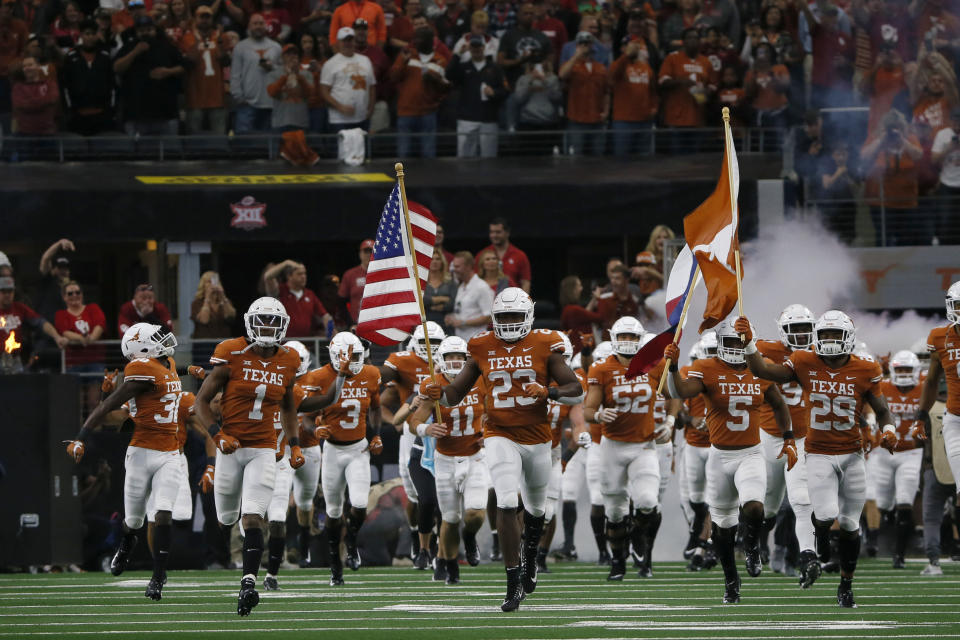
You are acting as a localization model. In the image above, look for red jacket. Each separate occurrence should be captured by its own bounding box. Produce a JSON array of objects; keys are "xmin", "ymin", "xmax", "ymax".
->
[{"xmin": 12, "ymin": 76, "xmax": 59, "ymax": 134}]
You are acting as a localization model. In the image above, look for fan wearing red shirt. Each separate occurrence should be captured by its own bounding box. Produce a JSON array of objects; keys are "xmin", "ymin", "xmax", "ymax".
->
[
  {"xmin": 264, "ymin": 260, "xmax": 332, "ymax": 338},
  {"xmin": 339, "ymin": 239, "xmax": 373, "ymax": 325},
  {"xmin": 475, "ymin": 217, "xmax": 531, "ymax": 293},
  {"xmin": 54, "ymin": 281, "xmax": 107, "ymax": 371},
  {"xmin": 0, "ymin": 276, "xmax": 67, "ymax": 372},
  {"xmin": 117, "ymin": 284, "xmax": 173, "ymax": 336}
]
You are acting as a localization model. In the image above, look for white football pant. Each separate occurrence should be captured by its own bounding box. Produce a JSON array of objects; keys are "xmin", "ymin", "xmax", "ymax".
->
[
  {"xmin": 872, "ymin": 448, "xmax": 923, "ymax": 511},
  {"xmin": 434, "ymin": 450, "xmax": 491, "ymax": 523},
  {"xmin": 147, "ymin": 453, "xmax": 192, "ymax": 522},
  {"xmin": 544, "ymin": 444, "xmax": 563, "ymax": 522},
  {"xmin": 759, "ymin": 431, "xmax": 816, "ymax": 552},
  {"xmin": 214, "ymin": 447, "xmax": 276, "ymax": 525},
  {"xmin": 600, "ymin": 437, "xmax": 660, "ymax": 523},
  {"xmin": 292, "ymin": 445, "xmax": 322, "ymax": 510},
  {"xmin": 656, "ymin": 440, "xmax": 672, "ymax": 506},
  {"xmin": 706, "ymin": 445, "xmax": 766, "ymax": 529},
  {"xmin": 941, "ymin": 412, "xmax": 960, "ymax": 494},
  {"xmin": 398, "ymin": 429, "xmax": 418, "ymax": 504},
  {"xmin": 485, "ymin": 436, "xmax": 551, "ymax": 516},
  {"xmin": 684, "ymin": 444, "xmax": 710, "ymax": 504},
  {"xmin": 124, "ymin": 446, "xmax": 181, "ymax": 529},
  {"xmin": 268, "ymin": 455, "xmax": 294, "ymax": 523},
  {"xmin": 322, "ymin": 439, "xmax": 371, "ymax": 519},
  {"xmin": 806, "ymin": 452, "xmax": 866, "ymax": 532}
]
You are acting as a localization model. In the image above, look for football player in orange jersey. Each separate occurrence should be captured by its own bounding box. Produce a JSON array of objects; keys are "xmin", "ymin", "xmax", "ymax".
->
[
  {"xmin": 408, "ymin": 336, "xmax": 490, "ymax": 584},
  {"xmin": 665, "ymin": 318, "xmax": 795, "ymax": 604},
  {"xmin": 422, "ymin": 288, "xmax": 585, "ymax": 611},
  {"xmin": 194, "ymin": 298, "xmax": 346, "ymax": 615},
  {"xmin": 66, "ymin": 323, "xmax": 184, "ymax": 601},
  {"xmin": 585, "ymin": 317, "xmax": 671, "ymax": 581},
  {"xmin": 380, "ymin": 321, "xmax": 445, "ymax": 559},
  {"xmin": 738, "ymin": 310, "xmax": 897, "ymax": 608},
  {"xmin": 876, "ymin": 350, "xmax": 927, "ymax": 568},
  {"xmin": 309, "ymin": 331, "xmax": 383, "ymax": 586},
  {"xmin": 919, "ymin": 281, "xmax": 960, "ymax": 499},
  {"xmin": 753, "ymin": 304, "xmax": 819, "ymax": 587}
]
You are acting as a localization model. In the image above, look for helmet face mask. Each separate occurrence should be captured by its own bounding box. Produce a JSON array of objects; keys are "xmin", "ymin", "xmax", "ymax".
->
[
  {"xmin": 122, "ymin": 322, "xmax": 176, "ymax": 361},
  {"xmin": 244, "ymin": 297, "xmax": 290, "ymax": 347},
  {"xmin": 947, "ymin": 281, "xmax": 960, "ymax": 325},
  {"xmin": 435, "ymin": 336, "xmax": 469, "ymax": 378},
  {"xmin": 412, "ymin": 321, "xmax": 445, "ymax": 360},
  {"xmin": 813, "ymin": 310, "xmax": 855, "ymax": 357},
  {"xmin": 492, "ymin": 287, "xmax": 534, "ymax": 342},
  {"xmin": 715, "ymin": 319, "xmax": 747, "ymax": 364},
  {"xmin": 329, "ymin": 332, "xmax": 364, "ymax": 375},
  {"xmin": 778, "ymin": 304, "xmax": 816, "ymax": 350},
  {"xmin": 890, "ymin": 349, "xmax": 920, "ymax": 386}
]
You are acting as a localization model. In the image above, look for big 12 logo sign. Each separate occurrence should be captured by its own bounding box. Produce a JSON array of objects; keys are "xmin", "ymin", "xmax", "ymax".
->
[{"xmin": 230, "ymin": 196, "xmax": 267, "ymax": 230}]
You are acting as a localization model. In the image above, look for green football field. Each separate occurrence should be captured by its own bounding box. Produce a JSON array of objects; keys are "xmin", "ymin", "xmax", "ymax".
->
[{"xmin": 1, "ymin": 560, "xmax": 958, "ymax": 639}]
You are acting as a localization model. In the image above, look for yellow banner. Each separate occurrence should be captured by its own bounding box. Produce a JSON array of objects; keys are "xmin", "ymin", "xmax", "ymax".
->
[{"xmin": 136, "ymin": 174, "xmax": 393, "ymax": 185}]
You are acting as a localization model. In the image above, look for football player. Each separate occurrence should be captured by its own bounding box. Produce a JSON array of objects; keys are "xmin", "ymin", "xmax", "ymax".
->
[
  {"xmin": 665, "ymin": 318, "xmax": 795, "ymax": 604},
  {"xmin": 753, "ymin": 304, "xmax": 820, "ymax": 587},
  {"xmin": 194, "ymin": 298, "xmax": 345, "ymax": 615},
  {"xmin": 737, "ymin": 311, "xmax": 897, "ymax": 608},
  {"xmin": 309, "ymin": 331, "xmax": 383, "ymax": 586},
  {"xmin": 919, "ymin": 281, "xmax": 960, "ymax": 500},
  {"xmin": 679, "ymin": 333, "xmax": 713, "ymax": 569},
  {"xmin": 876, "ymin": 350, "xmax": 926, "ymax": 568},
  {"xmin": 66, "ymin": 323, "xmax": 184, "ymax": 601},
  {"xmin": 408, "ymin": 336, "xmax": 489, "ymax": 584},
  {"xmin": 380, "ymin": 321, "xmax": 445, "ymax": 559},
  {"xmin": 584, "ymin": 316, "xmax": 671, "ymax": 581},
  {"xmin": 422, "ymin": 288, "xmax": 585, "ymax": 611}
]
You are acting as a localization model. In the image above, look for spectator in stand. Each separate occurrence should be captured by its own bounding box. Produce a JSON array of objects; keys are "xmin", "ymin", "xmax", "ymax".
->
[
  {"xmin": 476, "ymin": 217, "xmax": 531, "ymax": 292},
  {"xmin": 94, "ymin": 9, "xmax": 116, "ymax": 52},
  {"xmin": 267, "ymin": 43, "xmax": 314, "ymax": 131},
  {"xmin": 329, "ymin": 0, "xmax": 386, "ymax": 47},
  {"xmin": 596, "ymin": 263, "xmax": 643, "ymax": 337},
  {"xmin": 912, "ymin": 0, "xmax": 960, "ymax": 58},
  {"xmin": 445, "ymin": 251, "xmax": 494, "ymax": 341},
  {"xmin": 498, "ymin": 2, "xmax": 552, "ymax": 97},
  {"xmin": 320, "ymin": 26, "xmax": 375, "ymax": 132},
  {"xmin": 54, "ymin": 281, "xmax": 107, "ymax": 405},
  {"xmin": 113, "ymin": 15, "xmax": 185, "ymax": 136},
  {"xmin": 353, "ymin": 18, "xmax": 390, "ymax": 117},
  {"xmin": 298, "ymin": 33, "xmax": 326, "ymax": 132},
  {"xmin": 386, "ymin": 0, "xmax": 418, "ymax": 51},
  {"xmin": 435, "ymin": 223, "xmax": 454, "ymax": 265},
  {"xmin": 559, "ymin": 14, "xmax": 610, "ymax": 65},
  {"xmin": 257, "ymin": 0, "xmax": 293, "ymax": 42},
  {"xmin": 486, "ymin": 0, "xmax": 517, "ymax": 39},
  {"xmin": 181, "ymin": 6, "xmax": 228, "ymax": 134},
  {"xmin": 231, "ymin": 14, "xmax": 282, "ymax": 133},
  {"xmin": 390, "ymin": 26, "xmax": 450, "ymax": 158},
  {"xmin": 609, "ymin": 22, "xmax": 658, "ymax": 157},
  {"xmin": 860, "ymin": 110, "xmax": 925, "ymax": 246},
  {"xmin": 740, "ymin": 4, "xmax": 796, "ymax": 69},
  {"xmin": 264, "ymin": 259, "xmax": 332, "ymax": 337},
  {"xmin": 61, "ymin": 20, "xmax": 115, "ymax": 135},
  {"xmin": 660, "ymin": 0, "xmax": 709, "ymax": 53},
  {"xmin": 448, "ymin": 33, "xmax": 507, "ymax": 158},
  {"xmin": 713, "ymin": 65, "xmax": 747, "ymax": 128},
  {"xmin": 37, "ymin": 239, "xmax": 74, "ymax": 321},
  {"xmin": 339, "ymin": 239, "xmax": 373, "ymax": 326},
  {"xmin": 559, "ymin": 275, "xmax": 602, "ymax": 353},
  {"xmin": 931, "ymin": 107, "xmax": 960, "ymax": 242},
  {"xmin": 856, "ymin": 0, "xmax": 914, "ymax": 64},
  {"xmin": 816, "ymin": 143, "xmax": 859, "ymax": 243},
  {"xmin": 212, "ymin": 0, "xmax": 247, "ymax": 36},
  {"xmin": 912, "ymin": 61, "xmax": 958, "ymax": 137},
  {"xmin": 744, "ymin": 42, "xmax": 790, "ymax": 131},
  {"xmin": 794, "ymin": 109, "xmax": 826, "ymax": 199},
  {"xmin": 435, "ymin": 0, "xmax": 470, "ymax": 51},
  {"xmin": 658, "ymin": 28, "xmax": 714, "ymax": 154},
  {"xmin": 630, "ymin": 251, "xmax": 663, "ymax": 297},
  {"xmin": 798, "ymin": 1, "xmax": 853, "ymax": 113},
  {"xmin": 515, "ymin": 58, "xmax": 563, "ymax": 142},
  {"xmin": 0, "ymin": 0, "xmax": 29, "ymax": 125},
  {"xmin": 560, "ymin": 31, "xmax": 608, "ymax": 156},
  {"xmin": 113, "ymin": 0, "xmax": 148, "ymax": 39},
  {"xmin": 167, "ymin": 0, "xmax": 193, "ymax": 42},
  {"xmin": 300, "ymin": 0, "xmax": 334, "ymax": 40},
  {"xmin": 0, "ymin": 276, "xmax": 68, "ymax": 374},
  {"xmin": 452, "ymin": 10, "xmax": 499, "ymax": 62},
  {"xmin": 11, "ymin": 55, "xmax": 59, "ymax": 135},
  {"xmin": 532, "ymin": 0, "xmax": 567, "ymax": 63},
  {"xmin": 643, "ymin": 223, "xmax": 675, "ymax": 271},
  {"xmin": 477, "ymin": 248, "xmax": 514, "ymax": 294},
  {"xmin": 117, "ymin": 283, "xmax": 174, "ymax": 335},
  {"xmin": 52, "ymin": 2, "xmax": 83, "ymax": 50},
  {"xmin": 862, "ymin": 43, "xmax": 908, "ymax": 138},
  {"xmin": 191, "ymin": 271, "xmax": 236, "ymax": 339},
  {"xmin": 424, "ymin": 248, "xmax": 456, "ymax": 331},
  {"xmin": 699, "ymin": 0, "xmax": 741, "ymax": 47}
]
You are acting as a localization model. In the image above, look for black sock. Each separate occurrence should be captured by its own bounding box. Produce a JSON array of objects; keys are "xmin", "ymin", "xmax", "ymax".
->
[
  {"xmin": 327, "ymin": 518, "xmax": 342, "ymax": 566},
  {"xmin": 122, "ymin": 529, "xmax": 137, "ymax": 550},
  {"xmin": 267, "ymin": 534, "xmax": 285, "ymax": 576},
  {"xmin": 712, "ymin": 524, "xmax": 738, "ymax": 583},
  {"xmin": 838, "ymin": 530, "xmax": 861, "ymax": 576},
  {"xmin": 219, "ymin": 524, "xmax": 233, "ymax": 561},
  {"xmin": 607, "ymin": 520, "xmax": 629, "ymax": 560},
  {"xmin": 761, "ymin": 516, "xmax": 776, "ymax": 551},
  {"xmin": 242, "ymin": 527, "xmax": 264, "ymax": 579},
  {"xmin": 298, "ymin": 526, "xmax": 311, "ymax": 563},
  {"xmin": 812, "ymin": 515, "xmax": 834, "ymax": 563},
  {"xmin": 411, "ymin": 527, "xmax": 421, "ymax": 556},
  {"xmin": 522, "ymin": 510, "xmax": 546, "ymax": 561},
  {"xmin": 446, "ymin": 558, "xmax": 459, "ymax": 580},
  {"xmin": 590, "ymin": 509, "xmax": 607, "ymax": 553},
  {"xmin": 690, "ymin": 502, "xmax": 708, "ymax": 542},
  {"xmin": 646, "ymin": 510, "xmax": 662, "ymax": 561},
  {"xmin": 346, "ymin": 509, "xmax": 365, "ymax": 548},
  {"xmin": 562, "ymin": 501, "xmax": 577, "ymax": 548},
  {"xmin": 895, "ymin": 509, "xmax": 914, "ymax": 557},
  {"xmin": 152, "ymin": 524, "xmax": 171, "ymax": 580}
]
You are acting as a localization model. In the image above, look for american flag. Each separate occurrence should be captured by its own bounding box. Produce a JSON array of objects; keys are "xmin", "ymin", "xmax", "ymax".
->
[{"xmin": 356, "ymin": 184, "xmax": 438, "ymax": 345}]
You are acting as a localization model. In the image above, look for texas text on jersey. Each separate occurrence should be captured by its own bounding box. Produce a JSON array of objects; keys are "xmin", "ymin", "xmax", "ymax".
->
[
  {"xmin": 756, "ymin": 340, "xmax": 810, "ymax": 439},
  {"xmin": 680, "ymin": 365, "xmax": 710, "ymax": 447},
  {"xmin": 211, "ymin": 337, "xmax": 301, "ymax": 449},
  {"xmin": 311, "ymin": 363, "xmax": 381, "ymax": 443},
  {"xmin": 587, "ymin": 355, "xmax": 666, "ymax": 442},
  {"xmin": 467, "ymin": 328, "xmax": 567, "ymax": 444},
  {"xmin": 437, "ymin": 383, "xmax": 485, "ymax": 456},
  {"xmin": 927, "ymin": 325, "xmax": 960, "ymax": 415},
  {"xmin": 785, "ymin": 350, "xmax": 883, "ymax": 455},
  {"xmin": 124, "ymin": 356, "xmax": 184, "ymax": 452},
  {"xmin": 687, "ymin": 358, "xmax": 773, "ymax": 448},
  {"xmin": 878, "ymin": 380, "xmax": 922, "ymax": 453}
]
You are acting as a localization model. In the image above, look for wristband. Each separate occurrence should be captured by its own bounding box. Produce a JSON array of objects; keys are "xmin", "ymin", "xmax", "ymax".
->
[
  {"xmin": 206, "ymin": 456, "xmax": 216, "ymax": 466},
  {"xmin": 744, "ymin": 340, "xmax": 758, "ymax": 355},
  {"xmin": 416, "ymin": 423, "xmax": 429, "ymax": 437},
  {"xmin": 288, "ymin": 437, "xmax": 299, "ymax": 447},
  {"xmin": 882, "ymin": 424, "xmax": 896, "ymax": 435},
  {"xmin": 781, "ymin": 430, "xmax": 794, "ymax": 441},
  {"xmin": 669, "ymin": 361, "xmax": 678, "ymax": 372},
  {"xmin": 76, "ymin": 427, "xmax": 91, "ymax": 443},
  {"xmin": 207, "ymin": 423, "xmax": 221, "ymax": 437},
  {"xmin": 548, "ymin": 386, "xmax": 560, "ymax": 401},
  {"xmin": 593, "ymin": 409, "xmax": 602, "ymax": 423}
]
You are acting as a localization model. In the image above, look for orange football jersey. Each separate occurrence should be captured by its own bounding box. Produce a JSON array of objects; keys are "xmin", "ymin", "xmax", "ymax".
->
[
  {"xmin": 124, "ymin": 356, "xmax": 183, "ymax": 452},
  {"xmin": 927, "ymin": 325, "xmax": 960, "ymax": 415},
  {"xmin": 436, "ymin": 382, "xmax": 485, "ymax": 456},
  {"xmin": 786, "ymin": 350, "xmax": 883, "ymax": 455},
  {"xmin": 687, "ymin": 358, "xmax": 773, "ymax": 448},
  {"xmin": 384, "ymin": 350, "xmax": 434, "ymax": 401},
  {"xmin": 680, "ymin": 365, "xmax": 710, "ymax": 447},
  {"xmin": 548, "ymin": 370, "xmax": 586, "ymax": 447},
  {"xmin": 211, "ymin": 337, "xmax": 300, "ymax": 449},
  {"xmin": 756, "ymin": 340, "xmax": 811, "ymax": 439},
  {"xmin": 175, "ymin": 391, "xmax": 196, "ymax": 450},
  {"xmin": 271, "ymin": 383, "xmax": 308, "ymax": 455},
  {"xmin": 298, "ymin": 368, "xmax": 328, "ymax": 447},
  {"xmin": 587, "ymin": 355, "xmax": 665, "ymax": 443},
  {"xmin": 467, "ymin": 329, "xmax": 568, "ymax": 445},
  {"xmin": 312, "ymin": 364, "xmax": 381, "ymax": 442},
  {"xmin": 878, "ymin": 380, "xmax": 923, "ymax": 453}
]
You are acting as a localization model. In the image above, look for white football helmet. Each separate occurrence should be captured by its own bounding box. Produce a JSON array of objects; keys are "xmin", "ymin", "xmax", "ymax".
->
[
  {"xmin": 610, "ymin": 316, "xmax": 645, "ymax": 357},
  {"xmin": 813, "ymin": 310, "xmax": 856, "ymax": 357},
  {"xmin": 890, "ymin": 349, "xmax": 920, "ymax": 386},
  {"xmin": 697, "ymin": 330, "xmax": 719, "ymax": 359},
  {"xmin": 492, "ymin": 287, "xmax": 534, "ymax": 342},
  {"xmin": 716, "ymin": 318, "xmax": 752, "ymax": 365},
  {"xmin": 285, "ymin": 340, "xmax": 312, "ymax": 377},
  {"xmin": 412, "ymin": 321, "xmax": 446, "ymax": 361},
  {"xmin": 244, "ymin": 296, "xmax": 289, "ymax": 347},
  {"xmin": 688, "ymin": 342, "xmax": 699, "ymax": 363},
  {"xmin": 329, "ymin": 331, "xmax": 365, "ymax": 375},
  {"xmin": 559, "ymin": 332, "xmax": 574, "ymax": 365},
  {"xmin": 910, "ymin": 337, "xmax": 931, "ymax": 365},
  {"xmin": 777, "ymin": 303, "xmax": 816, "ymax": 350},
  {"xmin": 571, "ymin": 351, "xmax": 583, "ymax": 370},
  {"xmin": 435, "ymin": 335, "xmax": 469, "ymax": 377},
  {"xmin": 853, "ymin": 341, "xmax": 874, "ymax": 362},
  {"xmin": 121, "ymin": 323, "xmax": 177, "ymax": 361},
  {"xmin": 947, "ymin": 280, "xmax": 960, "ymax": 325},
  {"xmin": 592, "ymin": 340, "xmax": 615, "ymax": 362}
]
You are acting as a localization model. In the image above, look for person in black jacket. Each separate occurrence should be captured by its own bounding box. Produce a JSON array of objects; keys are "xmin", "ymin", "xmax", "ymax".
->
[
  {"xmin": 61, "ymin": 20, "xmax": 116, "ymax": 135},
  {"xmin": 447, "ymin": 34, "xmax": 507, "ymax": 158}
]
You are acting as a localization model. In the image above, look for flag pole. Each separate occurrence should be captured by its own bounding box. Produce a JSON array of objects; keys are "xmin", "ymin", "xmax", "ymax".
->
[
  {"xmin": 395, "ymin": 162, "xmax": 443, "ymax": 424},
  {"xmin": 656, "ymin": 266, "xmax": 701, "ymax": 396},
  {"xmin": 721, "ymin": 107, "xmax": 745, "ymax": 336}
]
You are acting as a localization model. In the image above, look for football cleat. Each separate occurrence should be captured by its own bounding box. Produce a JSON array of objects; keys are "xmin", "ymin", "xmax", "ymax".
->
[
  {"xmin": 464, "ymin": 532, "xmax": 480, "ymax": 567},
  {"xmin": 637, "ymin": 563, "xmax": 653, "ymax": 578},
  {"xmin": 607, "ymin": 557, "xmax": 626, "ymax": 581},
  {"xmin": 557, "ymin": 544, "xmax": 578, "ymax": 561},
  {"xmin": 413, "ymin": 549, "xmax": 431, "ymax": 570},
  {"xmin": 687, "ymin": 546, "xmax": 705, "ymax": 572},
  {"xmin": 433, "ymin": 558, "xmax": 447, "ymax": 582},
  {"xmin": 329, "ymin": 565, "xmax": 344, "ymax": 587},
  {"xmin": 722, "ymin": 577, "xmax": 741, "ymax": 604},
  {"xmin": 536, "ymin": 548, "xmax": 550, "ymax": 574},
  {"xmin": 501, "ymin": 569, "xmax": 524, "ymax": 612},
  {"xmin": 745, "ymin": 542, "xmax": 762, "ymax": 578},
  {"xmin": 344, "ymin": 546, "xmax": 361, "ymax": 571},
  {"xmin": 837, "ymin": 578, "xmax": 857, "ymax": 608},
  {"xmin": 798, "ymin": 551, "xmax": 821, "ymax": 589},
  {"xmin": 921, "ymin": 563, "xmax": 943, "ymax": 576},
  {"xmin": 110, "ymin": 535, "xmax": 138, "ymax": 577},
  {"xmin": 892, "ymin": 555, "xmax": 905, "ymax": 569},
  {"xmin": 237, "ymin": 577, "xmax": 260, "ymax": 616},
  {"xmin": 683, "ymin": 534, "xmax": 700, "ymax": 560},
  {"xmin": 144, "ymin": 577, "xmax": 163, "ymax": 601},
  {"xmin": 521, "ymin": 553, "xmax": 538, "ymax": 594},
  {"xmin": 263, "ymin": 575, "xmax": 279, "ymax": 591},
  {"xmin": 445, "ymin": 560, "xmax": 460, "ymax": 585},
  {"xmin": 597, "ymin": 549, "xmax": 611, "ymax": 566}
]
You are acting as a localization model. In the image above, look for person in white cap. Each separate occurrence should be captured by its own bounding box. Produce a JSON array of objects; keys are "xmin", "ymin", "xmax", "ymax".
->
[{"xmin": 320, "ymin": 26, "xmax": 376, "ymax": 132}]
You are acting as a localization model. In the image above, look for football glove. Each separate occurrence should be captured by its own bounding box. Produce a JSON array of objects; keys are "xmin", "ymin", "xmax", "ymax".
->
[
  {"xmin": 421, "ymin": 381, "xmax": 444, "ymax": 401},
  {"xmin": 733, "ymin": 317, "xmax": 753, "ymax": 342},
  {"xmin": 188, "ymin": 365, "xmax": 206, "ymax": 380},
  {"xmin": 66, "ymin": 440, "xmax": 84, "ymax": 463},
  {"xmin": 314, "ymin": 417, "xmax": 332, "ymax": 440},
  {"xmin": 522, "ymin": 382, "xmax": 548, "ymax": 401},
  {"xmin": 215, "ymin": 433, "xmax": 240, "ymax": 454},
  {"xmin": 199, "ymin": 465, "xmax": 215, "ymax": 493},
  {"xmin": 367, "ymin": 435, "xmax": 384, "ymax": 455},
  {"xmin": 778, "ymin": 438, "xmax": 798, "ymax": 471},
  {"xmin": 909, "ymin": 423, "xmax": 927, "ymax": 443},
  {"xmin": 101, "ymin": 369, "xmax": 119, "ymax": 393},
  {"xmin": 289, "ymin": 445, "xmax": 305, "ymax": 469},
  {"xmin": 880, "ymin": 426, "xmax": 898, "ymax": 453},
  {"xmin": 576, "ymin": 431, "xmax": 592, "ymax": 448},
  {"xmin": 663, "ymin": 342, "xmax": 680, "ymax": 363}
]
